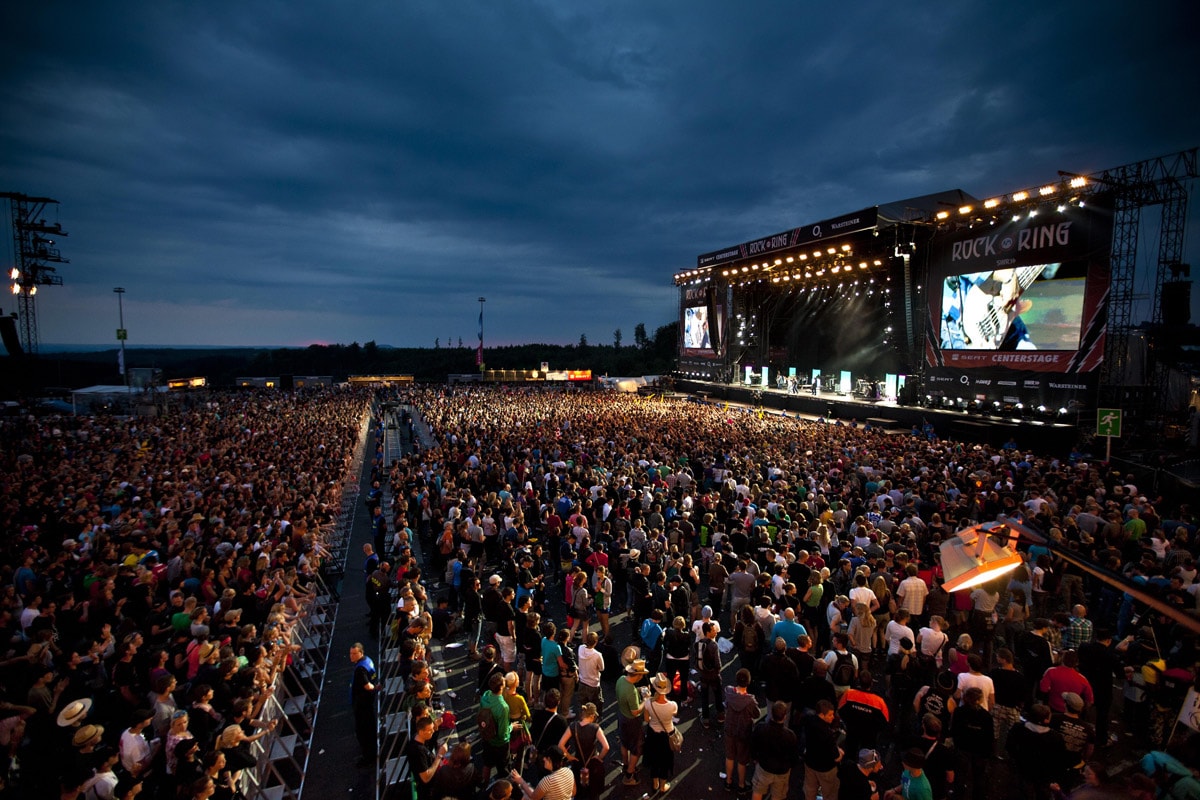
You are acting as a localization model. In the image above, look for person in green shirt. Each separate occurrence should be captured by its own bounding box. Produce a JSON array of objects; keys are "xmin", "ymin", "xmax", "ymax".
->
[
  {"xmin": 615, "ymin": 659, "xmax": 649, "ymax": 787},
  {"xmin": 885, "ymin": 749, "xmax": 932, "ymax": 800},
  {"xmin": 479, "ymin": 672, "xmax": 512, "ymax": 786}
]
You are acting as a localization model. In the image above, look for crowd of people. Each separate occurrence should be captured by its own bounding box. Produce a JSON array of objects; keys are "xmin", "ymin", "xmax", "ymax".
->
[
  {"xmin": 3, "ymin": 381, "xmax": 1199, "ymax": 800},
  {"xmin": 0, "ymin": 388, "xmax": 370, "ymax": 798},
  {"xmin": 379, "ymin": 385, "xmax": 1199, "ymax": 800}
]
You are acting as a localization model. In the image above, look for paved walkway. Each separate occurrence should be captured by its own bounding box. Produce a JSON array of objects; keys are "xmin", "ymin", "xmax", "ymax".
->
[{"xmin": 305, "ymin": 409, "xmax": 414, "ymax": 798}]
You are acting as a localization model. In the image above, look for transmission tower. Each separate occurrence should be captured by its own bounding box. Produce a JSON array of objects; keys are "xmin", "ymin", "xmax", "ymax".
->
[{"xmin": 2, "ymin": 192, "xmax": 68, "ymax": 356}]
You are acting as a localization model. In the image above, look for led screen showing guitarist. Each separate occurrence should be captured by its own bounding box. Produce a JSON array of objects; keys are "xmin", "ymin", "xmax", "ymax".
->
[{"xmin": 940, "ymin": 263, "xmax": 1061, "ymax": 350}]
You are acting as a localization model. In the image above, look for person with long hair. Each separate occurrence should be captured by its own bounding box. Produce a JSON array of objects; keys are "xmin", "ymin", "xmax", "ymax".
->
[
  {"xmin": 510, "ymin": 745, "xmax": 574, "ymax": 800},
  {"xmin": 847, "ymin": 601, "xmax": 876, "ymax": 663},
  {"xmin": 558, "ymin": 702, "xmax": 609, "ymax": 800},
  {"xmin": 870, "ymin": 574, "xmax": 893, "ymax": 653}
]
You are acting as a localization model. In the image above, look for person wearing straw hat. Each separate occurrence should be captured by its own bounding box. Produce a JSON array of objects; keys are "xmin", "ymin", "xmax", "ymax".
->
[
  {"xmin": 57, "ymin": 697, "xmax": 92, "ymax": 729},
  {"xmin": 616, "ymin": 657, "xmax": 649, "ymax": 787},
  {"xmin": 643, "ymin": 672, "xmax": 679, "ymax": 794}
]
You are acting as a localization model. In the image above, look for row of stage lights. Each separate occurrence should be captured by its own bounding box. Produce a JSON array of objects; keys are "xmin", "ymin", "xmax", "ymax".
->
[
  {"xmin": 673, "ymin": 243, "xmax": 889, "ymax": 286},
  {"xmin": 934, "ymin": 176, "xmax": 1089, "ymax": 223},
  {"xmin": 927, "ymin": 395, "xmax": 1072, "ymax": 419}
]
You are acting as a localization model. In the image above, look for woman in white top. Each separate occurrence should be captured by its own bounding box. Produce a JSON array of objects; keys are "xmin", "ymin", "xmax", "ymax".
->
[{"xmin": 643, "ymin": 673, "xmax": 680, "ymax": 793}]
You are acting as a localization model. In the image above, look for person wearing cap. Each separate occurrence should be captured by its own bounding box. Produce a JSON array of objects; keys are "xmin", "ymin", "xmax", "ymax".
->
[
  {"xmin": 615, "ymin": 658, "xmax": 648, "ymax": 786},
  {"xmin": 1050, "ymin": 692, "xmax": 1095, "ymax": 789},
  {"xmin": 838, "ymin": 747, "xmax": 882, "ymax": 800}
]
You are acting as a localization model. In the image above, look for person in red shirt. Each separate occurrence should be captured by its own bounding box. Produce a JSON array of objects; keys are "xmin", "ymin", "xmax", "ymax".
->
[{"xmin": 1038, "ymin": 649, "xmax": 1094, "ymax": 713}]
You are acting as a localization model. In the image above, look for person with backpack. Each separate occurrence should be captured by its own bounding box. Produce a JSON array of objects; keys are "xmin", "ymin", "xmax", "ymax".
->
[
  {"xmin": 557, "ymin": 701, "xmax": 609, "ymax": 800},
  {"xmin": 478, "ymin": 671, "xmax": 513, "ymax": 786},
  {"xmin": 734, "ymin": 605, "xmax": 766, "ymax": 679},
  {"xmin": 824, "ymin": 632, "xmax": 859, "ymax": 696},
  {"xmin": 722, "ymin": 668, "xmax": 761, "ymax": 794},
  {"xmin": 697, "ymin": 620, "xmax": 725, "ymax": 728}
]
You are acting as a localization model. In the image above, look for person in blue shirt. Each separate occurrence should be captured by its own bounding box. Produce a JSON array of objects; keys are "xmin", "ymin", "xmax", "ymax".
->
[{"xmin": 770, "ymin": 607, "xmax": 808, "ymax": 649}]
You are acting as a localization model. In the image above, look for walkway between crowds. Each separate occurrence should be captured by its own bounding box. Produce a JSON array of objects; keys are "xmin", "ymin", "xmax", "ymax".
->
[{"xmin": 304, "ymin": 411, "xmax": 390, "ymax": 798}]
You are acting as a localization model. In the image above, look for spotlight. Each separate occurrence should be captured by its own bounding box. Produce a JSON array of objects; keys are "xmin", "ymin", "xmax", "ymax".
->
[
  {"xmin": 1039, "ymin": 185, "xmax": 1056, "ymax": 196},
  {"xmin": 940, "ymin": 522, "xmax": 1022, "ymax": 591},
  {"xmin": 1011, "ymin": 191, "xmax": 1029, "ymax": 202},
  {"xmin": 983, "ymin": 199, "xmax": 1000, "ymax": 209},
  {"xmin": 936, "ymin": 211, "xmax": 950, "ymax": 220},
  {"xmin": 1069, "ymin": 177, "xmax": 1087, "ymax": 188}
]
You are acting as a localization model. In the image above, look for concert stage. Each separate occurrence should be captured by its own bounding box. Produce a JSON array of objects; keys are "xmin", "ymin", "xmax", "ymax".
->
[{"xmin": 674, "ymin": 378, "xmax": 1081, "ymax": 453}]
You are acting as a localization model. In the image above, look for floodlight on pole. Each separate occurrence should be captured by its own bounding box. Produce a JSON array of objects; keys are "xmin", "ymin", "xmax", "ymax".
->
[{"xmin": 942, "ymin": 515, "xmax": 1200, "ymax": 634}]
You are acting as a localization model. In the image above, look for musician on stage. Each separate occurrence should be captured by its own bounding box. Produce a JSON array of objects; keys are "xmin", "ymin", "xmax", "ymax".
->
[{"xmin": 941, "ymin": 267, "xmax": 1036, "ymax": 351}]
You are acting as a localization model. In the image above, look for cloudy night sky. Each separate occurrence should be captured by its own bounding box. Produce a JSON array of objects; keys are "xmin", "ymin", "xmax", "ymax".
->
[{"xmin": 2, "ymin": 2, "xmax": 1197, "ymax": 349}]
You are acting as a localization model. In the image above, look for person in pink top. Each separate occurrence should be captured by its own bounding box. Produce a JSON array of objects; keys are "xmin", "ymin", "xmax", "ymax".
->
[{"xmin": 1038, "ymin": 649, "xmax": 1093, "ymax": 713}]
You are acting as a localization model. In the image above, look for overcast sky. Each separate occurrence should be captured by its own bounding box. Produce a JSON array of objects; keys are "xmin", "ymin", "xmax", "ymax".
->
[{"xmin": 2, "ymin": 2, "xmax": 1197, "ymax": 348}]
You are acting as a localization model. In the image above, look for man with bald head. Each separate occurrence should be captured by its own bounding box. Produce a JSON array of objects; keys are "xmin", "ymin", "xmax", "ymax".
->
[
  {"xmin": 770, "ymin": 607, "xmax": 807, "ymax": 649},
  {"xmin": 1061, "ymin": 604, "xmax": 1093, "ymax": 651}
]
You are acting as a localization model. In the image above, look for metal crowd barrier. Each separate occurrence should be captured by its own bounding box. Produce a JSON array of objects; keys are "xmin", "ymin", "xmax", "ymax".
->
[
  {"xmin": 238, "ymin": 407, "xmax": 373, "ymax": 799},
  {"xmin": 376, "ymin": 419, "xmax": 416, "ymax": 800}
]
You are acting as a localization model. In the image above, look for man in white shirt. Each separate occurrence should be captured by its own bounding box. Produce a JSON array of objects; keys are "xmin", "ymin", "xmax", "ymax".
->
[
  {"xmin": 576, "ymin": 631, "xmax": 605, "ymax": 716},
  {"xmin": 885, "ymin": 609, "xmax": 916, "ymax": 656},
  {"xmin": 119, "ymin": 708, "xmax": 159, "ymax": 777},
  {"xmin": 849, "ymin": 573, "xmax": 878, "ymax": 613},
  {"xmin": 955, "ymin": 653, "xmax": 996, "ymax": 710}
]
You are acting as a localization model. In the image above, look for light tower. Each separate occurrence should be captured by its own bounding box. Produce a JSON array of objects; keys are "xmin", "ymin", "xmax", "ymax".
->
[{"xmin": 3, "ymin": 192, "xmax": 68, "ymax": 356}]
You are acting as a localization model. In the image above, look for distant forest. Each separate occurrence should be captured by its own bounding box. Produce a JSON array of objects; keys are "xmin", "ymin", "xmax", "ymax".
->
[{"xmin": 9, "ymin": 321, "xmax": 679, "ymax": 392}]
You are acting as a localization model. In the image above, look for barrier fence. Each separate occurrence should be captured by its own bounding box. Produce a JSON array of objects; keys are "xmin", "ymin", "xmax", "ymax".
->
[{"xmin": 237, "ymin": 409, "xmax": 372, "ymax": 800}]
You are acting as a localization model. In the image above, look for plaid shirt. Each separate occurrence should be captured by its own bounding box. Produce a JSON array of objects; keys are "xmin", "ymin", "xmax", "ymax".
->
[{"xmin": 1061, "ymin": 615, "xmax": 1093, "ymax": 651}]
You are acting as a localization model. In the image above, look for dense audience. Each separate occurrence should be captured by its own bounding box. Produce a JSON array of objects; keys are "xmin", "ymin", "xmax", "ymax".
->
[
  {"xmin": 381, "ymin": 385, "xmax": 1199, "ymax": 800},
  {"xmin": 0, "ymin": 388, "xmax": 369, "ymax": 798}
]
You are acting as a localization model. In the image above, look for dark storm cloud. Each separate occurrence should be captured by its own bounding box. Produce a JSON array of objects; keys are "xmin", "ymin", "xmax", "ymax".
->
[{"xmin": 1, "ymin": 2, "xmax": 1196, "ymax": 347}]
